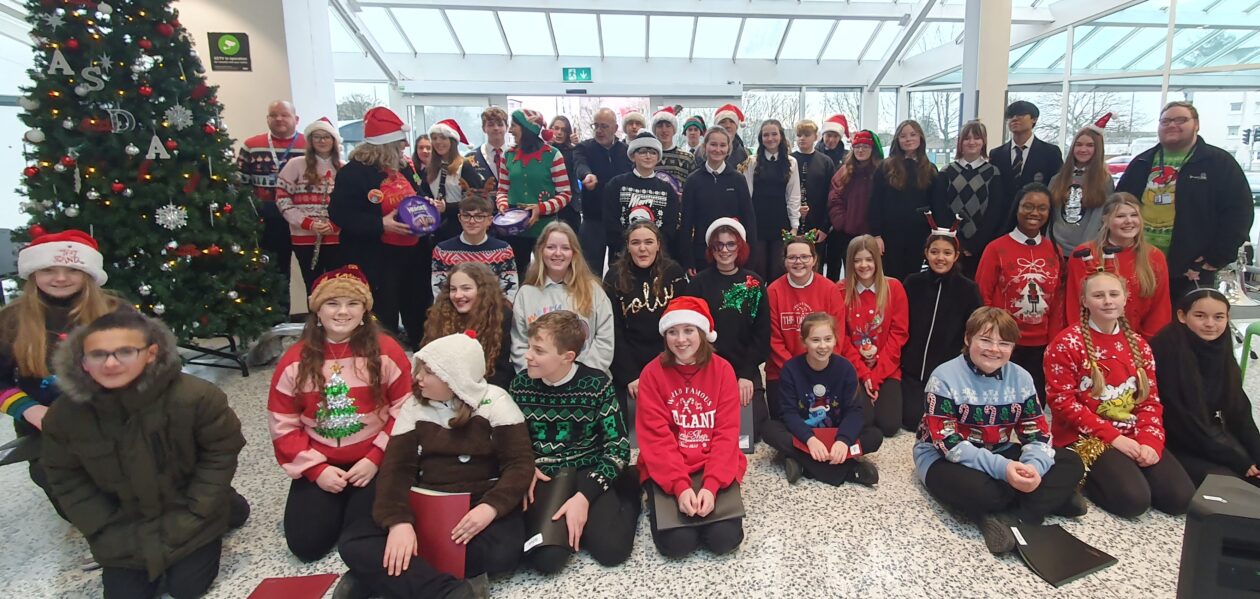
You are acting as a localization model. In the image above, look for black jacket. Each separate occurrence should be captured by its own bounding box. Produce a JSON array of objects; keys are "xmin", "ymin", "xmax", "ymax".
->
[
  {"xmin": 693, "ymin": 134, "xmax": 750, "ymax": 174},
  {"xmin": 573, "ymin": 139, "xmax": 633, "ymax": 221},
  {"xmin": 327, "ymin": 160, "xmax": 421, "ymax": 285},
  {"xmin": 989, "ymin": 136, "xmax": 1063, "ymax": 228},
  {"xmin": 792, "ymin": 151, "xmax": 837, "ymax": 233},
  {"xmin": 1116, "ymin": 136, "xmax": 1253, "ymax": 275},
  {"xmin": 680, "ymin": 165, "xmax": 759, "ymax": 270},
  {"xmin": 900, "ymin": 269, "xmax": 982, "ymax": 384}
]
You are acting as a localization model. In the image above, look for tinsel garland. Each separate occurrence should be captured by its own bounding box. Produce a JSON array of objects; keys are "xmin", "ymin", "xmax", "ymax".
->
[
  {"xmin": 313, "ymin": 364, "xmax": 364, "ymax": 441},
  {"xmin": 720, "ymin": 275, "xmax": 763, "ymax": 316}
]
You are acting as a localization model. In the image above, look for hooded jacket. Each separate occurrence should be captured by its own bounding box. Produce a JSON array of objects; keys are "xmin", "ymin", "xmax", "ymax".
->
[{"xmin": 41, "ymin": 321, "xmax": 245, "ymax": 580}]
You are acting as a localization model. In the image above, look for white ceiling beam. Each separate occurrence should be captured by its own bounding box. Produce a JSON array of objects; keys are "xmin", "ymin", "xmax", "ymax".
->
[
  {"xmin": 867, "ymin": 0, "xmax": 938, "ymax": 92},
  {"xmin": 384, "ymin": 8, "xmax": 417, "ymax": 56},
  {"xmin": 688, "ymin": 16, "xmax": 698, "ymax": 62},
  {"xmin": 1199, "ymin": 30, "xmax": 1256, "ymax": 66},
  {"xmin": 816, "ymin": 20, "xmax": 840, "ymax": 64},
  {"xmin": 731, "ymin": 17, "xmax": 745, "ymax": 64},
  {"xmin": 329, "ymin": 0, "xmax": 400, "ymax": 84},
  {"xmin": 774, "ymin": 20, "xmax": 793, "ymax": 64},
  {"xmin": 545, "ymin": 13, "xmax": 558, "ymax": 60},
  {"xmin": 492, "ymin": 11, "xmax": 512, "ymax": 59},
  {"xmin": 856, "ymin": 21, "xmax": 885, "ymax": 63},
  {"xmin": 438, "ymin": 9, "xmax": 464, "ymax": 58}
]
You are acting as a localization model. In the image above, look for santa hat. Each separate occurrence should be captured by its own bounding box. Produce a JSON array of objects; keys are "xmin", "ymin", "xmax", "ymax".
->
[
  {"xmin": 821, "ymin": 114, "xmax": 850, "ymax": 139},
  {"xmin": 851, "ymin": 130, "xmax": 884, "ymax": 159},
  {"xmin": 512, "ymin": 108, "xmax": 554, "ymax": 143},
  {"xmin": 651, "ymin": 106, "xmax": 679, "ymax": 130},
  {"xmin": 682, "ymin": 115, "xmax": 707, "ymax": 134},
  {"xmin": 627, "ymin": 205, "xmax": 656, "ymax": 225},
  {"xmin": 626, "ymin": 131, "xmax": 663, "ymax": 158},
  {"xmin": 303, "ymin": 117, "xmax": 341, "ymax": 143},
  {"xmin": 1087, "ymin": 112, "xmax": 1112, "ymax": 135},
  {"xmin": 621, "ymin": 109, "xmax": 647, "ymax": 130},
  {"xmin": 714, "ymin": 103, "xmax": 745, "ymax": 126},
  {"xmin": 362, "ymin": 107, "xmax": 409, "ymax": 145},
  {"xmin": 705, "ymin": 217, "xmax": 746, "ymax": 246},
  {"xmin": 429, "ymin": 119, "xmax": 469, "ymax": 146},
  {"xmin": 18, "ymin": 229, "xmax": 106, "ymax": 285},
  {"xmin": 308, "ymin": 264, "xmax": 373, "ymax": 312},
  {"xmin": 414, "ymin": 330, "xmax": 488, "ymax": 408},
  {"xmin": 658, "ymin": 296, "xmax": 718, "ymax": 342}
]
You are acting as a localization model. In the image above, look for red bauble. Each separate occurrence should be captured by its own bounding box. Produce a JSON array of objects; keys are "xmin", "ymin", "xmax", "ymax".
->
[
  {"xmin": 190, "ymin": 83, "xmax": 209, "ymax": 100},
  {"xmin": 29, "ymin": 225, "xmax": 46, "ymax": 238},
  {"xmin": 110, "ymin": 182, "xmax": 125, "ymax": 193},
  {"xmin": 175, "ymin": 244, "xmax": 199, "ymax": 258},
  {"xmin": 164, "ymin": 139, "xmax": 178, "ymax": 151},
  {"xmin": 60, "ymin": 155, "xmax": 76, "ymax": 167},
  {"xmin": 138, "ymin": 85, "xmax": 153, "ymax": 97},
  {"xmin": 65, "ymin": 39, "xmax": 80, "ymax": 51},
  {"xmin": 155, "ymin": 23, "xmax": 175, "ymax": 38},
  {"xmin": 222, "ymin": 203, "xmax": 233, "ymax": 214},
  {"xmin": 203, "ymin": 124, "xmax": 217, "ymax": 135},
  {"xmin": 23, "ymin": 166, "xmax": 39, "ymax": 178},
  {"xmin": 206, "ymin": 244, "xmax": 223, "ymax": 256},
  {"xmin": 138, "ymin": 38, "xmax": 153, "ymax": 51},
  {"xmin": 208, "ymin": 96, "xmax": 218, "ymax": 105}
]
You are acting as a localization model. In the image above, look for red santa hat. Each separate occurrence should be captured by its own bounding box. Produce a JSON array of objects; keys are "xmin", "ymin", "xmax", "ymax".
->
[
  {"xmin": 714, "ymin": 103, "xmax": 745, "ymax": 126},
  {"xmin": 1087, "ymin": 112, "xmax": 1112, "ymax": 135},
  {"xmin": 429, "ymin": 119, "xmax": 469, "ymax": 146},
  {"xmin": 303, "ymin": 117, "xmax": 341, "ymax": 143},
  {"xmin": 651, "ymin": 106, "xmax": 679, "ymax": 130},
  {"xmin": 822, "ymin": 114, "xmax": 850, "ymax": 138},
  {"xmin": 658, "ymin": 296, "xmax": 718, "ymax": 342},
  {"xmin": 18, "ymin": 229, "xmax": 106, "ymax": 284},
  {"xmin": 362, "ymin": 106, "xmax": 409, "ymax": 145}
]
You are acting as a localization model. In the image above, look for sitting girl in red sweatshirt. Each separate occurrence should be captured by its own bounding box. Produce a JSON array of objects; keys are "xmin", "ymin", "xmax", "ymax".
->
[
  {"xmin": 1045, "ymin": 270, "xmax": 1194, "ymax": 518},
  {"xmin": 637, "ymin": 296, "xmax": 747, "ymax": 558},
  {"xmin": 268, "ymin": 265, "xmax": 411, "ymax": 562},
  {"xmin": 767, "ymin": 233, "xmax": 845, "ymax": 420}
]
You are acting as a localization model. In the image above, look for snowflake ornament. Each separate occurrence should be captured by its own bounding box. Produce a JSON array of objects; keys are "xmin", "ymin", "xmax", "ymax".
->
[
  {"xmin": 155, "ymin": 203, "xmax": 188, "ymax": 230},
  {"xmin": 164, "ymin": 105, "xmax": 194, "ymax": 130},
  {"xmin": 39, "ymin": 13, "xmax": 66, "ymax": 28}
]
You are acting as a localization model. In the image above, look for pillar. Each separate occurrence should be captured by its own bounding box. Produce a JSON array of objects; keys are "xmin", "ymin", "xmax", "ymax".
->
[{"xmin": 961, "ymin": 0, "xmax": 1012, "ymax": 149}]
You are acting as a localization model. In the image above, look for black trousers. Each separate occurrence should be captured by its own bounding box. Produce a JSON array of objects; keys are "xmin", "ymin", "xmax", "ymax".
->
[
  {"xmin": 340, "ymin": 508, "xmax": 524, "ymax": 599},
  {"xmin": 762, "ymin": 419, "xmax": 881, "ymax": 486},
  {"xmin": 747, "ymin": 239, "xmax": 785, "ymax": 283},
  {"xmin": 824, "ymin": 232, "xmax": 852, "ymax": 281},
  {"xmin": 924, "ymin": 446, "xmax": 1083, "ymax": 524},
  {"xmin": 1170, "ymin": 270, "xmax": 1217, "ymax": 307},
  {"xmin": 859, "ymin": 378, "xmax": 902, "ymax": 439},
  {"xmin": 260, "ymin": 201, "xmax": 293, "ymax": 313},
  {"xmin": 284, "ymin": 475, "xmax": 376, "ymax": 562},
  {"xmin": 525, "ymin": 468, "xmax": 642, "ymax": 574},
  {"xmin": 647, "ymin": 485, "xmax": 743, "ymax": 558},
  {"xmin": 292, "ymin": 243, "xmax": 344, "ymax": 294},
  {"xmin": 1083, "ymin": 447, "xmax": 1195, "ymax": 518},
  {"xmin": 1178, "ymin": 452, "xmax": 1260, "ymax": 488},
  {"xmin": 507, "ymin": 235, "xmax": 535, "ymax": 278},
  {"xmin": 578, "ymin": 219, "xmax": 608, "ymax": 276},
  {"xmin": 900, "ymin": 375, "xmax": 927, "ymax": 432},
  {"xmin": 882, "ymin": 236, "xmax": 925, "ymax": 281},
  {"xmin": 1010, "ymin": 345, "xmax": 1047, "ymax": 405},
  {"xmin": 374, "ymin": 242, "xmax": 431, "ymax": 347},
  {"xmin": 749, "ymin": 377, "xmax": 768, "ymax": 445}
]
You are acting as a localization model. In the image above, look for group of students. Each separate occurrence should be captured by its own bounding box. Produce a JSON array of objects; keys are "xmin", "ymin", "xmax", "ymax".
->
[{"xmin": 6, "ymin": 98, "xmax": 1260, "ymax": 598}]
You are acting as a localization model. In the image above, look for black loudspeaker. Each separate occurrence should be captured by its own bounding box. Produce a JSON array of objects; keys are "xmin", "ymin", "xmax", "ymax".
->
[{"xmin": 1177, "ymin": 474, "xmax": 1260, "ymax": 598}]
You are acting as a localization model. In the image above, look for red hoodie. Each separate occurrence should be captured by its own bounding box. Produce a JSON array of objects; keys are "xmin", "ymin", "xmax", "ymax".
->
[
  {"xmin": 1065, "ymin": 242, "xmax": 1171, "ymax": 340},
  {"xmin": 636, "ymin": 354, "xmax": 747, "ymax": 497},
  {"xmin": 767, "ymin": 273, "xmax": 845, "ymax": 380}
]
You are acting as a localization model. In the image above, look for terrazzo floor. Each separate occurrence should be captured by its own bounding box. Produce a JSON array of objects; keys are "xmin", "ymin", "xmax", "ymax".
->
[{"xmin": 2, "ymin": 346, "xmax": 1258, "ymax": 599}]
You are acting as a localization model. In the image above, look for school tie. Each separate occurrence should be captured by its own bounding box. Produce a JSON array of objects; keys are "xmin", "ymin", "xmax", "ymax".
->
[
  {"xmin": 494, "ymin": 148, "xmax": 503, "ymax": 176},
  {"xmin": 1013, "ymin": 145, "xmax": 1025, "ymax": 177}
]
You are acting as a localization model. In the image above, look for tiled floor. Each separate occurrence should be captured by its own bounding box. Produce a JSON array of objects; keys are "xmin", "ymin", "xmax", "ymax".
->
[{"xmin": 2, "ymin": 350, "xmax": 1257, "ymax": 599}]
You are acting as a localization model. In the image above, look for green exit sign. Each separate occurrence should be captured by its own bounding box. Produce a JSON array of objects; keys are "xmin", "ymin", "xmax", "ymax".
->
[{"xmin": 562, "ymin": 67, "xmax": 592, "ymax": 83}]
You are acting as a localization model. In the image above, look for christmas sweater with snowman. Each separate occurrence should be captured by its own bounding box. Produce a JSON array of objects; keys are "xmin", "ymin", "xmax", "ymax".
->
[
  {"xmin": 778, "ymin": 354, "xmax": 862, "ymax": 446},
  {"xmin": 836, "ymin": 278, "xmax": 909, "ymax": 388},
  {"xmin": 1044, "ymin": 323, "xmax": 1166, "ymax": 456},
  {"xmin": 975, "ymin": 230, "xmax": 1064, "ymax": 346},
  {"xmin": 636, "ymin": 354, "xmax": 748, "ymax": 497},
  {"xmin": 267, "ymin": 334, "xmax": 412, "ymax": 482}
]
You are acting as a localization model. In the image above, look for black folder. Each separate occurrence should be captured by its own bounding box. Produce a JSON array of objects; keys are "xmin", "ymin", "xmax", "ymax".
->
[
  {"xmin": 0, "ymin": 435, "xmax": 40, "ymax": 467},
  {"xmin": 1013, "ymin": 524, "xmax": 1117, "ymax": 587},
  {"xmin": 522, "ymin": 468, "xmax": 576, "ymax": 553},
  {"xmin": 651, "ymin": 471, "xmax": 745, "ymax": 531}
]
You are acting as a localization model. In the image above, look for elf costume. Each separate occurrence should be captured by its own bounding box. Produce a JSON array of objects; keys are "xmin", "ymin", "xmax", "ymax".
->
[{"xmin": 495, "ymin": 109, "xmax": 572, "ymax": 238}]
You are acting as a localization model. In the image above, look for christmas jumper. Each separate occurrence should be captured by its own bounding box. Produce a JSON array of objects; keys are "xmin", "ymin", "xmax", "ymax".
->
[
  {"xmin": 778, "ymin": 354, "xmax": 862, "ymax": 446},
  {"xmin": 636, "ymin": 354, "xmax": 748, "ymax": 497},
  {"xmin": 1047, "ymin": 168, "xmax": 1112, "ymax": 257},
  {"xmin": 901, "ymin": 269, "xmax": 982, "ymax": 384},
  {"xmin": 656, "ymin": 146, "xmax": 695, "ymax": 192},
  {"xmin": 1044, "ymin": 323, "xmax": 1166, "ymax": 456},
  {"xmin": 267, "ymin": 334, "xmax": 412, "ymax": 482},
  {"xmin": 602, "ymin": 170, "xmax": 682, "ymax": 254},
  {"xmin": 930, "ymin": 160, "xmax": 1006, "ymax": 257},
  {"xmin": 430, "ymin": 233, "xmax": 519, "ymax": 302},
  {"xmin": 742, "ymin": 153, "xmax": 802, "ymax": 238},
  {"xmin": 679, "ymin": 162, "xmax": 759, "ymax": 270},
  {"xmin": 1065, "ymin": 242, "xmax": 1171, "ymax": 340},
  {"xmin": 836, "ymin": 278, "xmax": 910, "ymax": 388},
  {"xmin": 767, "ymin": 272, "xmax": 845, "ymax": 380},
  {"xmin": 511, "ymin": 279, "xmax": 616, "ymax": 374},
  {"xmin": 791, "ymin": 150, "xmax": 836, "ymax": 233},
  {"xmin": 975, "ymin": 231, "xmax": 1064, "ymax": 346},
  {"xmin": 275, "ymin": 154, "xmax": 340, "ymax": 246},
  {"xmin": 912, "ymin": 354, "xmax": 1054, "ymax": 483},
  {"xmin": 604, "ymin": 262, "xmax": 688, "ymax": 388},
  {"xmin": 509, "ymin": 363, "xmax": 631, "ymax": 501},
  {"xmin": 372, "ymin": 386, "xmax": 534, "ymax": 528},
  {"xmin": 237, "ymin": 132, "xmax": 307, "ymax": 202},
  {"xmin": 684, "ymin": 268, "xmax": 770, "ymax": 382},
  {"xmin": 495, "ymin": 145, "xmax": 572, "ymax": 238}
]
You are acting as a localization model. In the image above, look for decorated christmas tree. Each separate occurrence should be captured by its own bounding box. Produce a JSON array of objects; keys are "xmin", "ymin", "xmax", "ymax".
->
[{"xmin": 16, "ymin": 0, "xmax": 283, "ymax": 342}]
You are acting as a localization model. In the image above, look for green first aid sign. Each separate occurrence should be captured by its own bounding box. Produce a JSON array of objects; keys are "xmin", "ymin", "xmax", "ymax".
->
[
  {"xmin": 562, "ymin": 67, "xmax": 592, "ymax": 83},
  {"xmin": 208, "ymin": 32, "xmax": 252, "ymax": 72}
]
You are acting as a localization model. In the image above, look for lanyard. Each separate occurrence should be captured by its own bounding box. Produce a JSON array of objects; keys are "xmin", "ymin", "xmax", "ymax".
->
[
  {"xmin": 267, "ymin": 134, "xmax": 300, "ymax": 171},
  {"xmin": 1155, "ymin": 143, "xmax": 1195, "ymax": 173}
]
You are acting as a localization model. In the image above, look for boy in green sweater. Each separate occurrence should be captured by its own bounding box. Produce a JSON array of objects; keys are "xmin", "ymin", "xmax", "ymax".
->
[{"xmin": 510, "ymin": 310, "xmax": 639, "ymax": 573}]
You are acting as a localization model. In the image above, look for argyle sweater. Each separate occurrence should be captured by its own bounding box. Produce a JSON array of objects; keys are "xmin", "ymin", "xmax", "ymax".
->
[
  {"xmin": 1045, "ymin": 323, "xmax": 1166, "ymax": 456},
  {"xmin": 912, "ymin": 354, "xmax": 1054, "ymax": 483},
  {"xmin": 975, "ymin": 232, "xmax": 1064, "ymax": 346},
  {"xmin": 656, "ymin": 146, "xmax": 694, "ymax": 192},
  {"xmin": 930, "ymin": 161, "xmax": 1005, "ymax": 257},
  {"xmin": 237, "ymin": 132, "xmax": 307, "ymax": 202},
  {"xmin": 1065, "ymin": 243, "xmax": 1171, "ymax": 339},
  {"xmin": 430, "ymin": 234, "xmax": 519, "ymax": 302},
  {"xmin": 509, "ymin": 363, "xmax": 630, "ymax": 501}
]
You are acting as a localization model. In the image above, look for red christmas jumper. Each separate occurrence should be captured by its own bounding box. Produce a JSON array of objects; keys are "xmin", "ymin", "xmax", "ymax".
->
[
  {"xmin": 767, "ymin": 273, "xmax": 846, "ymax": 381},
  {"xmin": 975, "ymin": 231, "xmax": 1064, "ymax": 346},
  {"xmin": 835, "ymin": 278, "xmax": 909, "ymax": 388},
  {"xmin": 1065, "ymin": 242, "xmax": 1171, "ymax": 340}
]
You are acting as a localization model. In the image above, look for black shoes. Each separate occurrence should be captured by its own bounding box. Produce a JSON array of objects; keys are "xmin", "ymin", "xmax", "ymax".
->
[
  {"xmin": 783, "ymin": 456, "xmax": 804, "ymax": 484},
  {"xmin": 848, "ymin": 457, "xmax": 879, "ymax": 487},
  {"xmin": 978, "ymin": 513, "xmax": 1018, "ymax": 555},
  {"xmin": 331, "ymin": 571, "xmax": 370, "ymax": 599}
]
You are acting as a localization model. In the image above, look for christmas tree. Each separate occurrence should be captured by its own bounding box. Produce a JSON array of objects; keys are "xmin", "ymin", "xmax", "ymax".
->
[{"xmin": 16, "ymin": 0, "xmax": 283, "ymax": 342}]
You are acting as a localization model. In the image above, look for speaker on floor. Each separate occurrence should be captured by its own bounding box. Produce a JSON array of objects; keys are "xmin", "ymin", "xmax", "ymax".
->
[{"xmin": 1177, "ymin": 474, "xmax": 1260, "ymax": 598}]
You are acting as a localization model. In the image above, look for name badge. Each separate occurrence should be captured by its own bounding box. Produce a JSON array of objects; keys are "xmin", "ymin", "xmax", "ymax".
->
[{"xmin": 1153, "ymin": 192, "xmax": 1173, "ymax": 206}]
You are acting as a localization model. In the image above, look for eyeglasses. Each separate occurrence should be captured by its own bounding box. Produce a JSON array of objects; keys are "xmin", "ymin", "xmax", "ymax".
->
[
  {"xmin": 971, "ymin": 337, "xmax": 1016, "ymax": 351},
  {"xmin": 711, "ymin": 242, "xmax": 739, "ymax": 251},
  {"xmin": 785, "ymin": 255, "xmax": 813, "ymax": 263},
  {"xmin": 1159, "ymin": 116, "xmax": 1193, "ymax": 127},
  {"xmin": 592, "ymin": 123, "xmax": 614, "ymax": 131},
  {"xmin": 310, "ymin": 134, "xmax": 335, "ymax": 142},
  {"xmin": 459, "ymin": 213, "xmax": 490, "ymax": 223},
  {"xmin": 83, "ymin": 346, "xmax": 149, "ymax": 367}
]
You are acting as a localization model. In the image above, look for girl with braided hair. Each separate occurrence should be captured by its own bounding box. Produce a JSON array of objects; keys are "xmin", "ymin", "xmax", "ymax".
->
[{"xmin": 1044, "ymin": 270, "xmax": 1194, "ymax": 517}]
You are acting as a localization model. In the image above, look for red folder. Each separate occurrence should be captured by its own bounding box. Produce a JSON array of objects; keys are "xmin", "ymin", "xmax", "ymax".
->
[
  {"xmin": 791, "ymin": 427, "xmax": 864, "ymax": 457},
  {"xmin": 408, "ymin": 487, "xmax": 472, "ymax": 580},
  {"xmin": 246, "ymin": 574, "xmax": 338, "ymax": 599}
]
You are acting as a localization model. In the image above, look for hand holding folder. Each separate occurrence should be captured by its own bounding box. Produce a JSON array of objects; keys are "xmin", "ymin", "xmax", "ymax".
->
[
  {"xmin": 652, "ymin": 471, "xmax": 745, "ymax": 531},
  {"xmin": 408, "ymin": 487, "xmax": 471, "ymax": 579},
  {"xmin": 791, "ymin": 428, "xmax": 863, "ymax": 463},
  {"xmin": 523, "ymin": 469, "xmax": 577, "ymax": 553}
]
